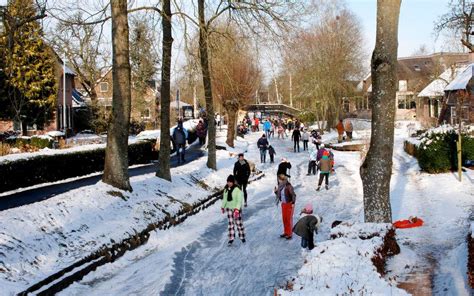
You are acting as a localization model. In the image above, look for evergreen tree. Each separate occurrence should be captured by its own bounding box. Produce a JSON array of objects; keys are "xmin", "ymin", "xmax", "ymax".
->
[{"xmin": 0, "ymin": 0, "xmax": 57, "ymax": 133}]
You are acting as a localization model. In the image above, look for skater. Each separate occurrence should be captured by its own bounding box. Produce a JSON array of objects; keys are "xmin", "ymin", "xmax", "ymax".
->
[
  {"xmin": 269, "ymin": 122, "xmax": 275, "ymax": 138},
  {"xmin": 268, "ymin": 145, "xmax": 276, "ymax": 163},
  {"xmin": 277, "ymin": 158, "xmax": 292, "ymax": 183},
  {"xmin": 293, "ymin": 204, "xmax": 322, "ymax": 250},
  {"xmin": 302, "ymin": 129, "xmax": 309, "ymax": 151},
  {"xmin": 254, "ymin": 117, "xmax": 260, "ymax": 131},
  {"xmin": 277, "ymin": 125, "xmax": 284, "ymax": 139},
  {"xmin": 292, "ymin": 128, "xmax": 301, "ymax": 152},
  {"xmin": 307, "ymin": 142, "xmax": 317, "ymax": 175},
  {"xmin": 274, "ymin": 174, "xmax": 296, "ymax": 239},
  {"xmin": 172, "ymin": 120, "xmax": 187, "ymax": 164},
  {"xmin": 196, "ymin": 119, "xmax": 207, "ymax": 145},
  {"xmin": 221, "ymin": 175, "xmax": 246, "ymax": 245},
  {"xmin": 263, "ymin": 119, "xmax": 272, "ymax": 138},
  {"xmin": 336, "ymin": 119, "xmax": 345, "ymax": 143},
  {"xmin": 344, "ymin": 119, "xmax": 353, "ymax": 141},
  {"xmin": 317, "ymin": 150, "xmax": 333, "ymax": 191},
  {"xmin": 233, "ymin": 153, "xmax": 251, "ymax": 207},
  {"xmin": 257, "ymin": 134, "xmax": 269, "ymax": 163}
]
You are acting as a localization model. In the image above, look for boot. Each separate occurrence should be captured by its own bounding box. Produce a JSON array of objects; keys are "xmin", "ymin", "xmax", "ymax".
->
[{"xmin": 316, "ymin": 186, "xmax": 321, "ymax": 191}]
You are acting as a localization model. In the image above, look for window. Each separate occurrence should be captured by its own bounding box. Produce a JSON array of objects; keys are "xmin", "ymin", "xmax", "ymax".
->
[
  {"xmin": 141, "ymin": 108, "xmax": 150, "ymax": 119},
  {"xmin": 100, "ymin": 82, "xmax": 109, "ymax": 93},
  {"xmin": 398, "ymin": 95, "xmax": 406, "ymax": 109},
  {"xmin": 451, "ymin": 106, "xmax": 469, "ymax": 124},
  {"xmin": 398, "ymin": 80, "xmax": 407, "ymax": 92},
  {"xmin": 414, "ymin": 65, "xmax": 421, "ymax": 72}
]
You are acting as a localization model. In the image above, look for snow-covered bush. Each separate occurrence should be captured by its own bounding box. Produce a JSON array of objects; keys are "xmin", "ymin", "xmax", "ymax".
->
[
  {"xmin": 0, "ymin": 140, "xmax": 156, "ymax": 193},
  {"xmin": 417, "ymin": 126, "xmax": 474, "ymax": 173}
]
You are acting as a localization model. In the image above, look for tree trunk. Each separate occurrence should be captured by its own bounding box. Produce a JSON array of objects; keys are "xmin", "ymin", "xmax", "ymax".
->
[
  {"xmin": 360, "ymin": 0, "xmax": 401, "ymax": 223},
  {"xmin": 225, "ymin": 105, "xmax": 237, "ymax": 148},
  {"xmin": 198, "ymin": 0, "xmax": 216, "ymax": 170},
  {"xmin": 103, "ymin": 0, "xmax": 132, "ymax": 191},
  {"xmin": 156, "ymin": 0, "xmax": 173, "ymax": 181}
]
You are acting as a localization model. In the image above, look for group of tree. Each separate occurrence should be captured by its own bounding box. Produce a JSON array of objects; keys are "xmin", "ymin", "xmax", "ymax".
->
[{"xmin": 4, "ymin": 0, "xmax": 472, "ymax": 224}]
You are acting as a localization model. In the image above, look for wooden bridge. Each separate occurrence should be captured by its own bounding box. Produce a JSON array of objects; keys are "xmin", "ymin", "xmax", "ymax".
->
[{"xmin": 243, "ymin": 103, "xmax": 301, "ymax": 118}]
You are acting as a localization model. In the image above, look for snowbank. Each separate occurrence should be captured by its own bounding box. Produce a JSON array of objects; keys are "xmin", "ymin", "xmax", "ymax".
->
[
  {"xmin": 0, "ymin": 143, "xmax": 246, "ymax": 295},
  {"xmin": 136, "ymin": 119, "xmax": 199, "ymax": 141},
  {"xmin": 278, "ymin": 223, "xmax": 407, "ymax": 296}
]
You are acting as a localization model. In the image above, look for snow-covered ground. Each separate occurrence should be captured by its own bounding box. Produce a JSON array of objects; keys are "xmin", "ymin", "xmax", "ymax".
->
[{"xmin": 1, "ymin": 120, "xmax": 472, "ymax": 295}]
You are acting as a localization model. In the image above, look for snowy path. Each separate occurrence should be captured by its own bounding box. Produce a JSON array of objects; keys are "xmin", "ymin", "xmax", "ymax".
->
[
  {"xmin": 60, "ymin": 132, "xmax": 366, "ymax": 296},
  {"xmin": 387, "ymin": 127, "xmax": 474, "ymax": 295}
]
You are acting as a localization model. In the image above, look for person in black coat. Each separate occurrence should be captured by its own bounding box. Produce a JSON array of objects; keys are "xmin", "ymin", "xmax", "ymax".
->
[
  {"xmin": 233, "ymin": 153, "xmax": 251, "ymax": 207},
  {"xmin": 292, "ymin": 128, "xmax": 301, "ymax": 152},
  {"xmin": 172, "ymin": 120, "xmax": 187, "ymax": 164},
  {"xmin": 293, "ymin": 204, "xmax": 322, "ymax": 250},
  {"xmin": 257, "ymin": 134, "xmax": 269, "ymax": 163},
  {"xmin": 277, "ymin": 158, "xmax": 292, "ymax": 184}
]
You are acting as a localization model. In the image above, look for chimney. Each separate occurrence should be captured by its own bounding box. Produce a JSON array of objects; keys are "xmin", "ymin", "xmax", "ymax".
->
[{"xmin": 470, "ymin": 51, "xmax": 474, "ymax": 63}]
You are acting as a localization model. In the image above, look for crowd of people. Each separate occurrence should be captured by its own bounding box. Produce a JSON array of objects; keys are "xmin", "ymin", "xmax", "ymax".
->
[{"xmin": 221, "ymin": 115, "xmax": 349, "ymax": 250}]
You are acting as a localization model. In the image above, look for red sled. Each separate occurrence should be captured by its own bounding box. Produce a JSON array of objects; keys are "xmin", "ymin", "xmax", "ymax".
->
[{"xmin": 393, "ymin": 217, "xmax": 424, "ymax": 229}]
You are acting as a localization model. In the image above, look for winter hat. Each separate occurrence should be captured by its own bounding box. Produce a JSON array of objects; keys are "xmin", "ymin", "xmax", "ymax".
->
[
  {"xmin": 302, "ymin": 203, "xmax": 313, "ymax": 214},
  {"xmin": 320, "ymin": 143, "xmax": 325, "ymax": 148},
  {"xmin": 281, "ymin": 157, "xmax": 288, "ymax": 162},
  {"xmin": 227, "ymin": 175, "xmax": 235, "ymax": 183}
]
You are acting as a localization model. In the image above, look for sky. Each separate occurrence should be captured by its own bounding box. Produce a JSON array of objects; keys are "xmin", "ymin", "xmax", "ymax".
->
[{"xmin": 347, "ymin": 0, "xmax": 458, "ymax": 58}]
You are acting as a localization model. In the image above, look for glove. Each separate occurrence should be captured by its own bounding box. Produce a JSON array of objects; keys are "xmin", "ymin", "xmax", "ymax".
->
[
  {"xmin": 233, "ymin": 209, "xmax": 240, "ymax": 219},
  {"xmin": 221, "ymin": 208, "xmax": 225, "ymax": 214}
]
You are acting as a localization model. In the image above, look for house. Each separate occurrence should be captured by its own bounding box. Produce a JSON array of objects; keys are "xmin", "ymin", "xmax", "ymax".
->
[
  {"xmin": 0, "ymin": 56, "xmax": 77, "ymax": 135},
  {"xmin": 418, "ymin": 63, "xmax": 470, "ymax": 126},
  {"xmin": 439, "ymin": 61, "xmax": 474, "ymax": 125},
  {"xmin": 355, "ymin": 52, "xmax": 469, "ymax": 124},
  {"xmin": 94, "ymin": 69, "xmax": 159, "ymax": 127}
]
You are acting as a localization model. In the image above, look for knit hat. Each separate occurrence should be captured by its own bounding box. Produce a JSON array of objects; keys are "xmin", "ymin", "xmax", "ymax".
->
[
  {"xmin": 227, "ymin": 175, "xmax": 235, "ymax": 183},
  {"xmin": 302, "ymin": 203, "xmax": 313, "ymax": 214}
]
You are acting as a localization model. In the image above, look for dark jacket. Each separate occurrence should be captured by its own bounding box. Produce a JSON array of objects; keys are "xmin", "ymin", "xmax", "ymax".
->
[
  {"xmin": 196, "ymin": 122, "xmax": 206, "ymax": 138},
  {"xmin": 173, "ymin": 127, "xmax": 186, "ymax": 145},
  {"xmin": 293, "ymin": 215, "xmax": 322, "ymax": 240},
  {"xmin": 277, "ymin": 161, "xmax": 292, "ymax": 177},
  {"xmin": 268, "ymin": 146, "xmax": 276, "ymax": 155},
  {"xmin": 233, "ymin": 160, "xmax": 251, "ymax": 183},
  {"xmin": 257, "ymin": 137, "xmax": 269, "ymax": 150},
  {"xmin": 292, "ymin": 129, "xmax": 301, "ymax": 141},
  {"xmin": 276, "ymin": 182, "xmax": 296, "ymax": 203}
]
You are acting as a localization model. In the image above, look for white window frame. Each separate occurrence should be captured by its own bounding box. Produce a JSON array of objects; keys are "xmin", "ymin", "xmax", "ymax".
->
[{"xmin": 100, "ymin": 82, "xmax": 109, "ymax": 93}]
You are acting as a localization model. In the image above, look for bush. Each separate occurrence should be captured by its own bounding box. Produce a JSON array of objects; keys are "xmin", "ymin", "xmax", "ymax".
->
[
  {"xmin": 0, "ymin": 140, "xmax": 157, "ymax": 193},
  {"xmin": 417, "ymin": 127, "xmax": 474, "ymax": 173},
  {"xmin": 30, "ymin": 136, "xmax": 53, "ymax": 149}
]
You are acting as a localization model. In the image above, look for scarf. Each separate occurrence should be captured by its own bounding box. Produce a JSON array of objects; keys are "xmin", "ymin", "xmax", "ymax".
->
[
  {"xmin": 277, "ymin": 181, "xmax": 287, "ymax": 201},
  {"xmin": 225, "ymin": 185, "xmax": 236, "ymax": 201},
  {"xmin": 239, "ymin": 159, "xmax": 246, "ymax": 165}
]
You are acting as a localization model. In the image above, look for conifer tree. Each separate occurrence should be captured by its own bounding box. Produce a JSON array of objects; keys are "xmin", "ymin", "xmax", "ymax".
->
[{"xmin": 0, "ymin": 0, "xmax": 57, "ymax": 134}]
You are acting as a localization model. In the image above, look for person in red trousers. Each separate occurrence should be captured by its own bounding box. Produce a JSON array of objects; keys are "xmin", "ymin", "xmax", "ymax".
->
[{"xmin": 274, "ymin": 174, "xmax": 296, "ymax": 239}]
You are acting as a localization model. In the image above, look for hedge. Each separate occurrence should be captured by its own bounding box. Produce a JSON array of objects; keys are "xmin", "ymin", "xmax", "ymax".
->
[
  {"xmin": 417, "ymin": 129, "xmax": 474, "ymax": 173},
  {"xmin": 0, "ymin": 141, "xmax": 157, "ymax": 193}
]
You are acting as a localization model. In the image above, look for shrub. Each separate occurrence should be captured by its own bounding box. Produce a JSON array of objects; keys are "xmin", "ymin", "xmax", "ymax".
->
[
  {"xmin": 417, "ymin": 126, "xmax": 474, "ymax": 173},
  {"xmin": 30, "ymin": 136, "xmax": 53, "ymax": 149},
  {"xmin": 0, "ymin": 140, "xmax": 156, "ymax": 193}
]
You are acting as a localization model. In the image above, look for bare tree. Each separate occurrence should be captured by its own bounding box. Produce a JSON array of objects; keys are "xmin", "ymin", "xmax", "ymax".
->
[
  {"xmin": 360, "ymin": 0, "xmax": 401, "ymax": 223},
  {"xmin": 209, "ymin": 27, "xmax": 261, "ymax": 147},
  {"xmin": 50, "ymin": 14, "xmax": 110, "ymax": 101},
  {"xmin": 103, "ymin": 0, "xmax": 132, "ymax": 191},
  {"xmin": 435, "ymin": 0, "xmax": 473, "ymax": 52},
  {"xmin": 157, "ymin": 0, "xmax": 173, "ymax": 181}
]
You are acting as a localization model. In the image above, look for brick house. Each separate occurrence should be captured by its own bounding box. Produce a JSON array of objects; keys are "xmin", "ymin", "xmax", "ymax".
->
[
  {"xmin": 94, "ymin": 69, "xmax": 159, "ymax": 127},
  {"xmin": 354, "ymin": 52, "xmax": 469, "ymax": 125},
  {"xmin": 0, "ymin": 56, "xmax": 76, "ymax": 135}
]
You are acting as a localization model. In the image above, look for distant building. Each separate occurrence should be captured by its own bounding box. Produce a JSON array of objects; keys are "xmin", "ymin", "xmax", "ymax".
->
[
  {"xmin": 355, "ymin": 52, "xmax": 469, "ymax": 126},
  {"xmin": 93, "ymin": 69, "xmax": 159, "ymax": 127}
]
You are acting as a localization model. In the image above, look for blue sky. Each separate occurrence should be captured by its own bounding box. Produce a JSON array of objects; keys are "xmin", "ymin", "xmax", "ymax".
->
[{"xmin": 347, "ymin": 0, "xmax": 455, "ymax": 57}]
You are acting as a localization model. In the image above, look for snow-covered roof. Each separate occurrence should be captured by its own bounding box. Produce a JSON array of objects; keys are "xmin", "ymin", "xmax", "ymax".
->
[
  {"xmin": 445, "ymin": 63, "xmax": 474, "ymax": 91},
  {"xmin": 169, "ymin": 100, "xmax": 192, "ymax": 108},
  {"xmin": 418, "ymin": 64, "xmax": 470, "ymax": 97}
]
